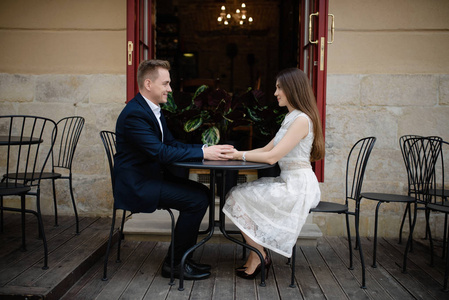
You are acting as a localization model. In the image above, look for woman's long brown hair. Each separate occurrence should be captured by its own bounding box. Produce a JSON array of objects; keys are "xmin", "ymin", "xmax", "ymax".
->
[{"xmin": 276, "ymin": 68, "xmax": 325, "ymax": 162}]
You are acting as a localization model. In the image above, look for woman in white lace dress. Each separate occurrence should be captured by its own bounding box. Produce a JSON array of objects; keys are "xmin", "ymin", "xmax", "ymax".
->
[{"xmin": 223, "ymin": 68, "xmax": 325, "ymax": 279}]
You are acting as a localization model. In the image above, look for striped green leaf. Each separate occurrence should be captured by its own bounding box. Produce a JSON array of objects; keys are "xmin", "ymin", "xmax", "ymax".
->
[
  {"xmin": 183, "ymin": 116, "xmax": 203, "ymax": 132},
  {"xmin": 201, "ymin": 126, "xmax": 220, "ymax": 146}
]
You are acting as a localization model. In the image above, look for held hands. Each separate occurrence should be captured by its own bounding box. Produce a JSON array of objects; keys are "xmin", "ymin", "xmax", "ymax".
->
[{"xmin": 203, "ymin": 145, "xmax": 235, "ymax": 161}]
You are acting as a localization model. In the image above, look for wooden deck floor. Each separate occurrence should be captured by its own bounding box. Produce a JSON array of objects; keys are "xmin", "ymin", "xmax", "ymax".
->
[{"xmin": 0, "ymin": 213, "xmax": 448, "ymax": 300}]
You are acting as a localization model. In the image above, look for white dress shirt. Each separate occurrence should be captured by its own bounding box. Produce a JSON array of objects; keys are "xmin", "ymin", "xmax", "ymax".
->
[{"xmin": 142, "ymin": 95, "xmax": 164, "ymax": 141}]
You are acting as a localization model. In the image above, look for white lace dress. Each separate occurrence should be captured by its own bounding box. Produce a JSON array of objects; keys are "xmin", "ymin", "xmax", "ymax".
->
[{"xmin": 222, "ymin": 110, "xmax": 321, "ymax": 257}]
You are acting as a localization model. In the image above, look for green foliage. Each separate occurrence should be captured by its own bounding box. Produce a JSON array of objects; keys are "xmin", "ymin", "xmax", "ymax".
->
[{"xmin": 162, "ymin": 84, "xmax": 286, "ymax": 146}]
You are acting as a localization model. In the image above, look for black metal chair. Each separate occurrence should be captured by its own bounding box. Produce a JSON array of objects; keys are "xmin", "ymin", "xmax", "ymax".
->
[
  {"xmin": 428, "ymin": 139, "xmax": 449, "ymax": 260},
  {"xmin": 402, "ymin": 137, "xmax": 442, "ymax": 274},
  {"xmin": 99, "ymin": 131, "xmax": 175, "ymax": 285},
  {"xmin": 360, "ymin": 135, "xmax": 423, "ymax": 268},
  {"xmin": 290, "ymin": 137, "xmax": 376, "ymax": 289},
  {"xmin": 0, "ymin": 115, "xmax": 57, "ymax": 269},
  {"xmin": 424, "ymin": 139, "xmax": 449, "ymax": 291},
  {"xmin": 4, "ymin": 116, "xmax": 85, "ymax": 234}
]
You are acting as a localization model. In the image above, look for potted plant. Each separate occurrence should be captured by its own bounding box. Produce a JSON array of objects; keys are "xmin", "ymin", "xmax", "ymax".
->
[{"xmin": 162, "ymin": 85, "xmax": 287, "ymax": 147}]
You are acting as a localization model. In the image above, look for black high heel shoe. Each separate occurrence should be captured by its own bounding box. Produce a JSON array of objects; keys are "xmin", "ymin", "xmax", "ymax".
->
[
  {"xmin": 235, "ymin": 248, "xmax": 269, "ymax": 272},
  {"xmin": 236, "ymin": 255, "xmax": 272, "ymax": 280}
]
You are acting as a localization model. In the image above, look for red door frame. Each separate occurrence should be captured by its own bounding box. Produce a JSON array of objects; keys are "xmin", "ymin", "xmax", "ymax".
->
[
  {"xmin": 299, "ymin": 0, "xmax": 328, "ymax": 182},
  {"xmin": 126, "ymin": 0, "xmax": 154, "ymax": 102},
  {"xmin": 126, "ymin": 0, "xmax": 329, "ymax": 181}
]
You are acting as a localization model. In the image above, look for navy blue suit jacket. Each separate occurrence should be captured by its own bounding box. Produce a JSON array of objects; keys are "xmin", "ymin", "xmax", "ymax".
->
[{"xmin": 113, "ymin": 93, "xmax": 204, "ymax": 213}]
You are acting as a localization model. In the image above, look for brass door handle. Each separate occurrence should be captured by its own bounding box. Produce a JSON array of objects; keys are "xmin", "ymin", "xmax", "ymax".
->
[
  {"xmin": 127, "ymin": 41, "xmax": 134, "ymax": 65},
  {"xmin": 328, "ymin": 14, "xmax": 335, "ymax": 44},
  {"xmin": 308, "ymin": 12, "xmax": 319, "ymax": 44}
]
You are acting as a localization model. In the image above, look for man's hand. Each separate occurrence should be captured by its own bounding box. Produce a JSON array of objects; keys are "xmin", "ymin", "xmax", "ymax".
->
[{"xmin": 203, "ymin": 145, "xmax": 235, "ymax": 160}]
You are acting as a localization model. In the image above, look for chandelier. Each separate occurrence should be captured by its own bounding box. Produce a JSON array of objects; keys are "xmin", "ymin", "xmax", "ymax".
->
[{"xmin": 217, "ymin": 2, "xmax": 253, "ymax": 26}]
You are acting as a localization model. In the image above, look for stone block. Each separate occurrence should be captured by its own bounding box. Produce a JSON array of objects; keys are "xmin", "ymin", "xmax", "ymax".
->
[
  {"xmin": 398, "ymin": 106, "xmax": 449, "ymax": 139},
  {"xmin": 0, "ymin": 73, "xmax": 34, "ymax": 102},
  {"xmin": 361, "ymin": 74, "xmax": 438, "ymax": 106},
  {"xmin": 326, "ymin": 106, "xmax": 397, "ymax": 150},
  {"xmin": 36, "ymin": 74, "xmax": 89, "ymax": 104},
  {"xmin": 439, "ymin": 74, "xmax": 449, "ymax": 105},
  {"xmin": 326, "ymin": 74, "xmax": 361, "ymax": 106},
  {"xmin": 89, "ymin": 74, "xmax": 126, "ymax": 104},
  {"xmin": 18, "ymin": 102, "xmax": 75, "ymax": 121},
  {"xmin": 71, "ymin": 176, "xmax": 113, "ymax": 216}
]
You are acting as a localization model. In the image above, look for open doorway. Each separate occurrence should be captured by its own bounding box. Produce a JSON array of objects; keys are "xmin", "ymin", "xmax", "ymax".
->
[{"xmin": 155, "ymin": 0, "xmax": 300, "ymax": 97}]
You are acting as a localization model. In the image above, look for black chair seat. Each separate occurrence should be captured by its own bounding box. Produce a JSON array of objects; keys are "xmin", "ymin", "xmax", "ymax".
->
[
  {"xmin": 4, "ymin": 172, "xmax": 62, "ymax": 181},
  {"xmin": 427, "ymin": 203, "xmax": 449, "ymax": 214},
  {"xmin": 310, "ymin": 201, "xmax": 348, "ymax": 213},
  {"xmin": 361, "ymin": 192, "xmax": 415, "ymax": 203},
  {"xmin": 429, "ymin": 188, "xmax": 449, "ymax": 198},
  {"xmin": 0, "ymin": 183, "xmax": 31, "ymax": 196}
]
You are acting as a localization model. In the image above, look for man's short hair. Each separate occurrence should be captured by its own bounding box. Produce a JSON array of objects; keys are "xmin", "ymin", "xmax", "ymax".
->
[{"xmin": 137, "ymin": 59, "xmax": 171, "ymax": 90}]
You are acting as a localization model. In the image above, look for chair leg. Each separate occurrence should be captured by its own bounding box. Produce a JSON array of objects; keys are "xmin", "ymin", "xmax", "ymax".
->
[
  {"xmin": 372, "ymin": 201, "xmax": 382, "ymax": 268},
  {"xmin": 117, "ymin": 210, "xmax": 127, "ymax": 263},
  {"xmin": 20, "ymin": 195, "xmax": 27, "ymax": 251},
  {"xmin": 345, "ymin": 212, "xmax": 353, "ymax": 270},
  {"xmin": 36, "ymin": 190, "xmax": 49, "ymax": 270},
  {"xmin": 289, "ymin": 244, "xmax": 296, "ymax": 288},
  {"xmin": 51, "ymin": 178, "xmax": 58, "ymax": 227},
  {"xmin": 443, "ymin": 213, "xmax": 448, "ymax": 259},
  {"xmin": 68, "ymin": 175, "xmax": 80, "ymax": 234},
  {"xmin": 166, "ymin": 209, "xmax": 175, "ymax": 286},
  {"xmin": 398, "ymin": 203, "xmax": 410, "ymax": 244},
  {"xmin": 0, "ymin": 196, "xmax": 3, "ymax": 233},
  {"xmin": 355, "ymin": 204, "xmax": 366, "ymax": 289},
  {"xmin": 426, "ymin": 209, "xmax": 434, "ymax": 267},
  {"xmin": 102, "ymin": 208, "xmax": 117, "ymax": 281},
  {"xmin": 444, "ymin": 214, "xmax": 449, "ymax": 291},
  {"xmin": 403, "ymin": 202, "xmax": 418, "ymax": 273}
]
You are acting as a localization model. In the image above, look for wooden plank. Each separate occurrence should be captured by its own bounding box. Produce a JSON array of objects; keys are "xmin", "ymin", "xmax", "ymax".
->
[
  {"xmin": 212, "ymin": 243, "xmax": 236, "ymax": 300},
  {"xmin": 188, "ymin": 243, "xmax": 218, "ymax": 300},
  {"xmin": 358, "ymin": 237, "xmax": 432, "ymax": 300},
  {"xmin": 96, "ymin": 241, "xmax": 156, "ymax": 299},
  {"xmin": 384, "ymin": 237, "xmax": 445, "ymax": 278},
  {"xmin": 301, "ymin": 245, "xmax": 347, "ymax": 299},
  {"xmin": 293, "ymin": 243, "xmax": 324, "ymax": 299},
  {"xmin": 10, "ymin": 217, "xmax": 109, "ymax": 288},
  {"xmin": 326, "ymin": 236, "xmax": 401, "ymax": 300},
  {"xmin": 143, "ymin": 242, "xmax": 184, "ymax": 300},
  {"xmin": 64, "ymin": 240, "xmax": 141, "ymax": 299},
  {"xmin": 270, "ymin": 251, "xmax": 301, "ymax": 300},
  {"xmin": 316, "ymin": 238, "xmax": 370, "ymax": 299},
  {"xmin": 377, "ymin": 238, "xmax": 448, "ymax": 299},
  {"xmin": 0, "ymin": 216, "xmax": 96, "ymax": 268},
  {"xmin": 119, "ymin": 241, "xmax": 165, "ymax": 300}
]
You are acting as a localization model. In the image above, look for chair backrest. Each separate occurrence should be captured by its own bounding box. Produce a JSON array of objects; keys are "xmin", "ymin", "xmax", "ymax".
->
[
  {"xmin": 52, "ymin": 116, "xmax": 85, "ymax": 170},
  {"xmin": 399, "ymin": 135, "xmax": 422, "ymax": 195},
  {"xmin": 403, "ymin": 137, "xmax": 442, "ymax": 204},
  {"xmin": 99, "ymin": 131, "xmax": 116, "ymax": 187},
  {"xmin": 431, "ymin": 139, "xmax": 449, "ymax": 205},
  {"xmin": 0, "ymin": 115, "xmax": 57, "ymax": 186},
  {"xmin": 346, "ymin": 137, "xmax": 377, "ymax": 203}
]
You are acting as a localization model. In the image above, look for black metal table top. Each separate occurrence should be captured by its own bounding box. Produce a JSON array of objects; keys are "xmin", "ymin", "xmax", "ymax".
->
[
  {"xmin": 172, "ymin": 160, "xmax": 273, "ymax": 171},
  {"xmin": 0, "ymin": 135, "xmax": 43, "ymax": 145}
]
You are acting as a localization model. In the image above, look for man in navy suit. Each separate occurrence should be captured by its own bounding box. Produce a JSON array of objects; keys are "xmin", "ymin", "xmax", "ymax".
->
[{"xmin": 114, "ymin": 59, "xmax": 233, "ymax": 280}]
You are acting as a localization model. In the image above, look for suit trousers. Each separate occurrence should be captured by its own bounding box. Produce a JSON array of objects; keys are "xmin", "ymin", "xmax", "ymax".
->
[{"xmin": 158, "ymin": 173, "xmax": 209, "ymax": 264}]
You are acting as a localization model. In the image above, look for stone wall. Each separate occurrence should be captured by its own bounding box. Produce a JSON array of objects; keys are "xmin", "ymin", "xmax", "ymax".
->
[
  {"xmin": 0, "ymin": 0, "xmax": 448, "ymax": 238},
  {"xmin": 314, "ymin": 74, "xmax": 449, "ymax": 238},
  {"xmin": 0, "ymin": 73, "xmax": 126, "ymax": 216}
]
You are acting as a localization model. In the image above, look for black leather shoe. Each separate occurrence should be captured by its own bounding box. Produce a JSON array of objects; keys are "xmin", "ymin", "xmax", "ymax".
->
[
  {"xmin": 187, "ymin": 259, "xmax": 211, "ymax": 272},
  {"xmin": 161, "ymin": 261, "xmax": 211, "ymax": 280}
]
